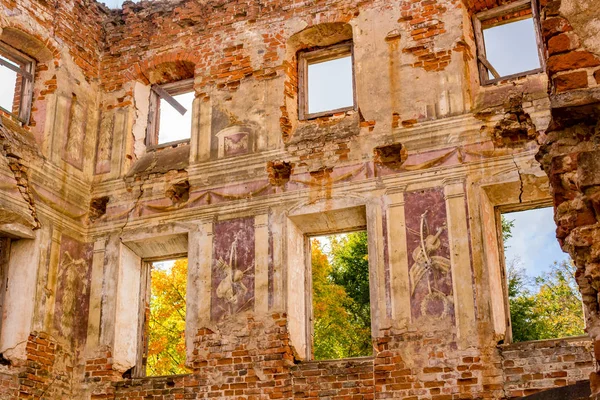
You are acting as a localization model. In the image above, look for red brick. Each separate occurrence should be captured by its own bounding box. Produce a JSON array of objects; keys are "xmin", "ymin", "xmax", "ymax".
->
[
  {"xmin": 554, "ymin": 70, "xmax": 589, "ymax": 92},
  {"xmin": 547, "ymin": 51, "xmax": 600, "ymax": 74}
]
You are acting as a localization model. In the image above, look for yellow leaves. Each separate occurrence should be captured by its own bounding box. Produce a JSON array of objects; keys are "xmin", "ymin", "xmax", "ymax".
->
[{"xmin": 147, "ymin": 258, "xmax": 190, "ymax": 376}]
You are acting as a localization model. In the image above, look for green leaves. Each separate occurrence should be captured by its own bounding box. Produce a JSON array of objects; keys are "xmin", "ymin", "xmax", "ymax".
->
[
  {"xmin": 312, "ymin": 232, "xmax": 372, "ymax": 360},
  {"xmin": 508, "ymin": 260, "xmax": 584, "ymax": 342}
]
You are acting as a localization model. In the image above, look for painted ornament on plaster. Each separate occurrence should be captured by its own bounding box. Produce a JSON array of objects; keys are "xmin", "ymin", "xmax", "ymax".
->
[
  {"xmin": 56, "ymin": 251, "xmax": 90, "ymax": 341},
  {"xmin": 95, "ymin": 112, "xmax": 114, "ymax": 174},
  {"xmin": 408, "ymin": 211, "xmax": 452, "ymax": 321},
  {"xmin": 215, "ymin": 233, "xmax": 251, "ymax": 314},
  {"xmin": 216, "ymin": 126, "xmax": 252, "ymax": 158},
  {"xmin": 211, "ymin": 217, "xmax": 255, "ymax": 321}
]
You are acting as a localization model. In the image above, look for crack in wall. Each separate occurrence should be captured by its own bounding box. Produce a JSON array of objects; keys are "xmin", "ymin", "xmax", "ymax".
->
[
  {"xmin": 119, "ymin": 178, "xmax": 147, "ymax": 238},
  {"xmin": 512, "ymin": 156, "xmax": 524, "ymax": 203}
]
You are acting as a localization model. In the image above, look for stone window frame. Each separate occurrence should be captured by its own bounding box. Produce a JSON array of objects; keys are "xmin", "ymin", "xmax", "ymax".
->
[
  {"xmin": 287, "ymin": 203, "xmax": 378, "ymax": 361},
  {"xmin": 112, "ymin": 230, "xmax": 190, "ymax": 378},
  {"xmin": 133, "ymin": 254, "xmax": 188, "ymax": 378},
  {"xmin": 472, "ymin": 0, "xmax": 545, "ymax": 86},
  {"xmin": 0, "ymin": 41, "xmax": 36, "ymax": 123},
  {"xmin": 297, "ymin": 41, "xmax": 357, "ymax": 120},
  {"xmin": 146, "ymin": 78, "xmax": 195, "ymax": 150},
  {"xmin": 0, "ymin": 223, "xmax": 38, "ymax": 364}
]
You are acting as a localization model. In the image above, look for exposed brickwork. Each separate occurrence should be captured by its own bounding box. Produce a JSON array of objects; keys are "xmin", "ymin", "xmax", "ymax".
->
[
  {"xmin": 293, "ymin": 357, "xmax": 374, "ymax": 399},
  {"xmin": 105, "ymin": 322, "xmax": 592, "ymax": 400},
  {"xmin": 0, "ymin": 372, "xmax": 18, "ymax": 399},
  {"xmin": 400, "ymin": 0, "xmax": 454, "ymax": 72},
  {"xmin": 535, "ymin": 0, "xmax": 600, "ymax": 397},
  {"xmin": 553, "ymin": 70, "xmax": 589, "ymax": 92},
  {"xmin": 85, "ymin": 351, "xmax": 123, "ymax": 399},
  {"xmin": 500, "ymin": 337, "xmax": 594, "ymax": 398},
  {"xmin": 375, "ymin": 332, "xmax": 504, "ymax": 400},
  {"xmin": 17, "ymin": 332, "xmax": 75, "ymax": 399}
]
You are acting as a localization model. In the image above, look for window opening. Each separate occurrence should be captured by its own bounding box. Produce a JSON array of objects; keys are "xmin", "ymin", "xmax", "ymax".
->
[
  {"xmin": 473, "ymin": 0, "xmax": 544, "ymax": 84},
  {"xmin": 147, "ymin": 79, "xmax": 194, "ymax": 147},
  {"xmin": 0, "ymin": 57, "xmax": 18, "ymax": 112},
  {"xmin": 483, "ymin": 17, "xmax": 541, "ymax": 79},
  {"xmin": 0, "ymin": 43, "xmax": 35, "ymax": 122},
  {"xmin": 500, "ymin": 207, "xmax": 584, "ymax": 342},
  {"xmin": 299, "ymin": 42, "xmax": 355, "ymax": 119},
  {"xmin": 142, "ymin": 258, "xmax": 190, "ymax": 377},
  {"xmin": 310, "ymin": 231, "xmax": 371, "ymax": 360}
]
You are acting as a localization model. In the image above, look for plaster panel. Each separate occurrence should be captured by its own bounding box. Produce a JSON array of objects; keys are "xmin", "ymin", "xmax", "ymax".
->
[
  {"xmin": 113, "ymin": 244, "xmax": 142, "ymax": 372},
  {"xmin": 211, "ymin": 217, "xmax": 255, "ymax": 322},
  {"xmin": 404, "ymin": 188, "xmax": 455, "ymax": 325},
  {"xmin": 53, "ymin": 234, "xmax": 93, "ymax": 345}
]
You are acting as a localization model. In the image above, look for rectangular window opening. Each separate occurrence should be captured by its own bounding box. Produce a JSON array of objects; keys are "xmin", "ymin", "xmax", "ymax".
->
[
  {"xmin": 0, "ymin": 56, "xmax": 18, "ymax": 112},
  {"xmin": 500, "ymin": 206, "xmax": 585, "ymax": 343},
  {"xmin": 142, "ymin": 258, "xmax": 190, "ymax": 377},
  {"xmin": 147, "ymin": 79, "xmax": 194, "ymax": 148},
  {"xmin": 309, "ymin": 230, "xmax": 372, "ymax": 360},
  {"xmin": 299, "ymin": 42, "xmax": 355, "ymax": 120},
  {"xmin": 0, "ymin": 43, "xmax": 35, "ymax": 123},
  {"xmin": 473, "ymin": 0, "xmax": 544, "ymax": 84}
]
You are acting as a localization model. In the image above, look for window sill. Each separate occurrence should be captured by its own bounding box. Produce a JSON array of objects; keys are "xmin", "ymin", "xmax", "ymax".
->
[
  {"xmin": 146, "ymin": 138, "xmax": 190, "ymax": 152},
  {"xmin": 297, "ymin": 355, "xmax": 374, "ymax": 364},
  {"xmin": 499, "ymin": 335, "xmax": 590, "ymax": 349},
  {"xmin": 114, "ymin": 372, "xmax": 191, "ymax": 386},
  {"xmin": 300, "ymin": 106, "xmax": 356, "ymax": 121},
  {"xmin": 0, "ymin": 107, "xmax": 27, "ymax": 126},
  {"xmin": 481, "ymin": 68, "xmax": 544, "ymax": 86}
]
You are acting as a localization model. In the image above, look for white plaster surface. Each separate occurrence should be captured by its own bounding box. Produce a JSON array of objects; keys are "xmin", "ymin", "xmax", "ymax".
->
[
  {"xmin": 112, "ymin": 244, "xmax": 141, "ymax": 372},
  {"xmin": 0, "ymin": 236, "xmax": 40, "ymax": 362}
]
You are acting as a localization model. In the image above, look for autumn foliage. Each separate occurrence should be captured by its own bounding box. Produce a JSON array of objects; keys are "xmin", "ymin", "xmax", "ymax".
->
[
  {"xmin": 147, "ymin": 259, "xmax": 190, "ymax": 376},
  {"xmin": 311, "ymin": 232, "xmax": 372, "ymax": 360}
]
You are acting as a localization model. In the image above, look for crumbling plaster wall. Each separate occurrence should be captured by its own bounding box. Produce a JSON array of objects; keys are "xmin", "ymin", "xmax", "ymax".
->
[
  {"xmin": 0, "ymin": 0, "xmax": 598, "ymax": 399},
  {"xmin": 0, "ymin": 0, "xmax": 112, "ymax": 399}
]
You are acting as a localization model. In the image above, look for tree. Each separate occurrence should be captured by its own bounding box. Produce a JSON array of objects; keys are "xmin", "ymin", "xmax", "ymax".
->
[
  {"xmin": 507, "ymin": 260, "xmax": 544, "ymax": 342},
  {"xmin": 311, "ymin": 235, "xmax": 372, "ymax": 360},
  {"xmin": 508, "ymin": 259, "xmax": 584, "ymax": 342},
  {"xmin": 330, "ymin": 232, "xmax": 371, "ymax": 332},
  {"xmin": 502, "ymin": 215, "xmax": 584, "ymax": 342},
  {"xmin": 147, "ymin": 259, "xmax": 190, "ymax": 376},
  {"xmin": 501, "ymin": 215, "xmax": 514, "ymax": 244},
  {"xmin": 532, "ymin": 260, "xmax": 584, "ymax": 339}
]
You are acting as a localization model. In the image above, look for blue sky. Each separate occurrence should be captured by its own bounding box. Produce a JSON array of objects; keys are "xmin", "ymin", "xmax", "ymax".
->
[
  {"xmin": 504, "ymin": 207, "xmax": 570, "ymax": 278},
  {"xmin": 483, "ymin": 17, "xmax": 541, "ymax": 78},
  {"xmin": 308, "ymin": 56, "xmax": 353, "ymax": 114}
]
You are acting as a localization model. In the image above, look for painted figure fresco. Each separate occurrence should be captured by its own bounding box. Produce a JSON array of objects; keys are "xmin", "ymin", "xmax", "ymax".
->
[
  {"xmin": 211, "ymin": 217, "xmax": 255, "ymax": 321},
  {"xmin": 405, "ymin": 188, "xmax": 454, "ymax": 323}
]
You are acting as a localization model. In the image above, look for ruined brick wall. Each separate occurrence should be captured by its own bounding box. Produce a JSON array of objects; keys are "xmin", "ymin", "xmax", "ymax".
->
[
  {"xmin": 500, "ymin": 337, "xmax": 594, "ymax": 397},
  {"xmin": 106, "ymin": 329, "xmax": 596, "ymax": 400},
  {"xmin": 1, "ymin": 0, "xmax": 599, "ymax": 399},
  {"xmin": 533, "ymin": 0, "xmax": 600, "ymax": 395}
]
